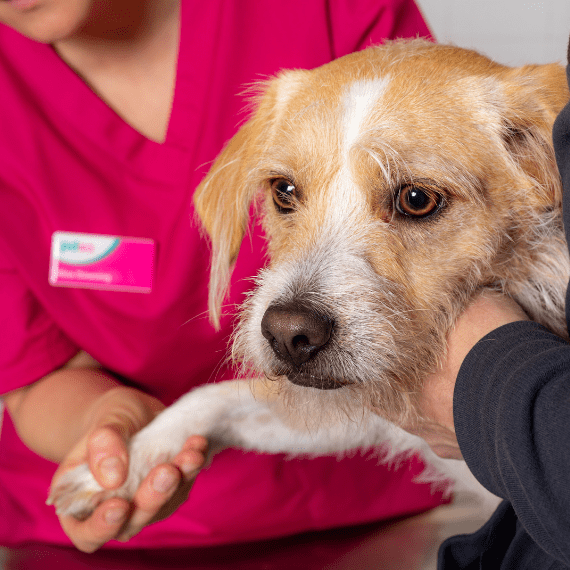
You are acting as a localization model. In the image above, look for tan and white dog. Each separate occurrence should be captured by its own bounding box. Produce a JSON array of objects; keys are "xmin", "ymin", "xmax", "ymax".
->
[{"xmin": 49, "ymin": 40, "xmax": 570, "ymax": 519}]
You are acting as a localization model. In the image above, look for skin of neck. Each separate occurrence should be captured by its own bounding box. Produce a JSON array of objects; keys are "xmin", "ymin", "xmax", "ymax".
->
[{"xmin": 53, "ymin": 0, "xmax": 180, "ymax": 66}]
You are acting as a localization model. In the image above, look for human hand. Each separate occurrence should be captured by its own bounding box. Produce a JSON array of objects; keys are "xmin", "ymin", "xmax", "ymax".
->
[
  {"xmin": 408, "ymin": 291, "xmax": 529, "ymax": 459},
  {"xmin": 49, "ymin": 386, "xmax": 208, "ymax": 552}
]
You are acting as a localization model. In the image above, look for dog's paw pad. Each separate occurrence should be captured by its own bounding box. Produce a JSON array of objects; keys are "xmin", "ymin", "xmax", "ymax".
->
[{"xmin": 47, "ymin": 464, "xmax": 114, "ymax": 520}]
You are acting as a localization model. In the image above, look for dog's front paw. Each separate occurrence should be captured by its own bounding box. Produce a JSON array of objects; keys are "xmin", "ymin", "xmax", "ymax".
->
[{"xmin": 47, "ymin": 463, "xmax": 132, "ymax": 520}]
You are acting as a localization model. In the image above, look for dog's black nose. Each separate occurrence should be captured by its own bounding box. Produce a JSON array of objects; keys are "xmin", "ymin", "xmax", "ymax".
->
[{"xmin": 261, "ymin": 304, "xmax": 333, "ymax": 368}]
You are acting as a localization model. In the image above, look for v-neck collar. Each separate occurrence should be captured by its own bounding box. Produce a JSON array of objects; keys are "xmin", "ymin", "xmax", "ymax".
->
[{"xmin": 1, "ymin": 2, "xmax": 194, "ymax": 184}]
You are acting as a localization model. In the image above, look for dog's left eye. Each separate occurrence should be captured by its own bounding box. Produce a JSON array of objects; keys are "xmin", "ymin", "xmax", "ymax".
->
[
  {"xmin": 270, "ymin": 178, "xmax": 297, "ymax": 213},
  {"xmin": 396, "ymin": 185, "xmax": 443, "ymax": 218}
]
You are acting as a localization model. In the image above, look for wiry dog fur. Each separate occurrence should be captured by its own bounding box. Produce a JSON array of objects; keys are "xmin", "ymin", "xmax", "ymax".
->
[
  {"xmin": 49, "ymin": 40, "xmax": 570, "ymax": 521},
  {"xmin": 197, "ymin": 39, "xmax": 569, "ymax": 426}
]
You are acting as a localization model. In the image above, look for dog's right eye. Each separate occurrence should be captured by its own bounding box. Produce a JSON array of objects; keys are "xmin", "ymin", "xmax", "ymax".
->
[
  {"xmin": 270, "ymin": 178, "xmax": 297, "ymax": 213},
  {"xmin": 395, "ymin": 185, "xmax": 443, "ymax": 218}
]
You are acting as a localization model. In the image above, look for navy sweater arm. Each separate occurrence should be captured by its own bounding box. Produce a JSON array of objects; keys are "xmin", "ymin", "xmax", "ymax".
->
[{"xmin": 454, "ymin": 320, "xmax": 570, "ymax": 565}]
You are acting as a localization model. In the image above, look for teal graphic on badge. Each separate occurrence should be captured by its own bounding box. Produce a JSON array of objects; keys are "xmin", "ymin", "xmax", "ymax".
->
[{"xmin": 55, "ymin": 233, "xmax": 120, "ymax": 266}]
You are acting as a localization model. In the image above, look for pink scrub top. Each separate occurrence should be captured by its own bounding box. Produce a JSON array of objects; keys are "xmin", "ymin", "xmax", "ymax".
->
[{"xmin": 0, "ymin": 0, "xmax": 444, "ymax": 548}]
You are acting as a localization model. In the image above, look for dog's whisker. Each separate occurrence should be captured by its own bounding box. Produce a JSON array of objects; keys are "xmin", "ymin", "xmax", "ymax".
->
[
  {"xmin": 178, "ymin": 300, "xmax": 244, "ymax": 328},
  {"xmin": 178, "ymin": 308, "xmax": 216, "ymax": 327}
]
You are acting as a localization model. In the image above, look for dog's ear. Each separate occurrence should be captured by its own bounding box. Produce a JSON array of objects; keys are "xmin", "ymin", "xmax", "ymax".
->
[
  {"xmin": 499, "ymin": 63, "xmax": 568, "ymax": 208},
  {"xmin": 194, "ymin": 119, "xmax": 259, "ymax": 328},
  {"xmin": 194, "ymin": 70, "xmax": 309, "ymax": 328}
]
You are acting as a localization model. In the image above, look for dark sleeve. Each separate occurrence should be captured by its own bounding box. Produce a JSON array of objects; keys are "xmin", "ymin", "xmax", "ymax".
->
[{"xmin": 454, "ymin": 320, "xmax": 570, "ymax": 565}]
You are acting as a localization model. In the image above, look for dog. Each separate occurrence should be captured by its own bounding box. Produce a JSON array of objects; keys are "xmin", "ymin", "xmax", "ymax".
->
[{"xmin": 49, "ymin": 39, "xmax": 570, "ymax": 521}]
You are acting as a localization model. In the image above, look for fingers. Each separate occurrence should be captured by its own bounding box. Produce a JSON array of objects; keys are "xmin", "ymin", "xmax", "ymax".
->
[
  {"xmin": 57, "ymin": 434, "xmax": 208, "ymax": 550},
  {"xmin": 59, "ymin": 497, "xmax": 130, "ymax": 553},
  {"xmin": 173, "ymin": 435, "xmax": 208, "ymax": 477},
  {"xmin": 87, "ymin": 425, "xmax": 129, "ymax": 489},
  {"xmin": 116, "ymin": 436, "xmax": 208, "ymax": 540},
  {"xmin": 116, "ymin": 463, "xmax": 182, "ymax": 541}
]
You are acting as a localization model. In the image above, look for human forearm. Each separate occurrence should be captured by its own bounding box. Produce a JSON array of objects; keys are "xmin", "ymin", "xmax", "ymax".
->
[
  {"xmin": 4, "ymin": 362, "xmax": 122, "ymax": 462},
  {"xmin": 409, "ymin": 293, "xmax": 529, "ymax": 459},
  {"xmin": 454, "ymin": 320, "xmax": 570, "ymax": 564},
  {"xmin": 3, "ymin": 356, "xmax": 207, "ymax": 553},
  {"xmin": 455, "ymin": 320, "xmax": 570, "ymax": 492}
]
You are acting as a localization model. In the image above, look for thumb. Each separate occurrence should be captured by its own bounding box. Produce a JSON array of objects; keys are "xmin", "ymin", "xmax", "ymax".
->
[
  {"xmin": 87, "ymin": 423, "xmax": 132, "ymax": 490},
  {"xmin": 84, "ymin": 389, "xmax": 164, "ymax": 490}
]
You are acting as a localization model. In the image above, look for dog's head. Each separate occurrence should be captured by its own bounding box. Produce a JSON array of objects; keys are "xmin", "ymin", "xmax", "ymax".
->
[{"xmin": 194, "ymin": 40, "xmax": 568, "ymax": 424}]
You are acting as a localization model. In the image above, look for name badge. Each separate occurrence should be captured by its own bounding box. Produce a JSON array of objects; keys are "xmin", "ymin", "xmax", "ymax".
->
[{"xmin": 49, "ymin": 231, "xmax": 155, "ymax": 293}]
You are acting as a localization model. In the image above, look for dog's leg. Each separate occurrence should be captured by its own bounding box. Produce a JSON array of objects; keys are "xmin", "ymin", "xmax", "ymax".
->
[{"xmin": 48, "ymin": 379, "xmax": 406, "ymax": 518}]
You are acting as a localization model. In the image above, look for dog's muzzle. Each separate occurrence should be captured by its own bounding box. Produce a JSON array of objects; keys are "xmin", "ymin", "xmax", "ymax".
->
[{"xmin": 260, "ymin": 302, "xmax": 346, "ymax": 390}]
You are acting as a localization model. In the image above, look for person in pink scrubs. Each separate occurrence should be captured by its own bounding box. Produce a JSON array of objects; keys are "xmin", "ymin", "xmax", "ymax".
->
[{"xmin": 0, "ymin": 0, "xmax": 443, "ymax": 554}]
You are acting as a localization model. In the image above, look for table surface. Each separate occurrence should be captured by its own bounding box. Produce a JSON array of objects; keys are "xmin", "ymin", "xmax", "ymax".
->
[{"xmin": 0, "ymin": 501, "xmax": 491, "ymax": 570}]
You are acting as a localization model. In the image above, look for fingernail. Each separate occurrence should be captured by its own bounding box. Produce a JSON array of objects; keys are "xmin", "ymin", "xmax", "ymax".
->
[
  {"xmin": 105, "ymin": 507, "xmax": 126, "ymax": 526},
  {"xmin": 100, "ymin": 456, "xmax": 122, "ymax": 486},
  {"xmin": 153, "ymin": 469, "xmax": 176, "ymax": 493}
]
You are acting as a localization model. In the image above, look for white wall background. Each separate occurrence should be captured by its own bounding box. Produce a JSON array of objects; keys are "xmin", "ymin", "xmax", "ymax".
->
[{"xmin": 417, "ymin": 0, "xmax": 570, "ymax": 66}]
